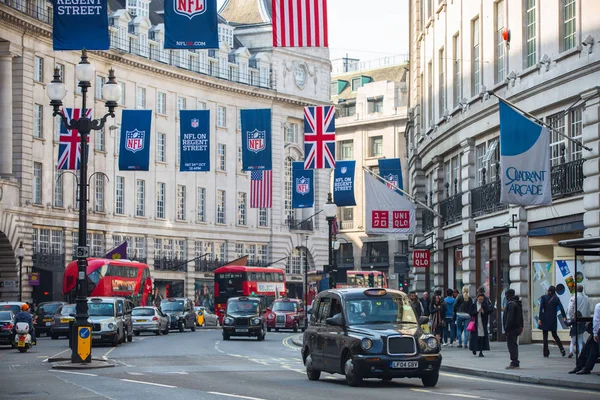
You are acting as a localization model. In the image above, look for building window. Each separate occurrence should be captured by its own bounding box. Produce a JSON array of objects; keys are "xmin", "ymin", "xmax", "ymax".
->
[
  {"xmin": 339, "ymin": 140, "xmax": 354, "ymax": 160},
  {"xmin": 56, "ymin": 63, "xmax": 65, "ymax": 82},
  {"xmin": 33, "ymin": 104, "xmax": 43, "ymax": 138},
  {"xmin": 237, "ymin": 192, "xmax": 247, "ymax": 225},
  {"xmin": 439, "ymin": 47, "xmax": 446, "ymax": 114},
  {"xmin": 472, "ymin": 17, "xmax": 480, "ymax": 96},
  {"xmin": 54, "ymin": 168, "xmax": 63, "ymax": 207},
  {"xmin": 218, "ymin": 143, "xmax": 226, "ymax": 171},
  {"xmin": 237, "ymin": 109, "xmax": 242, "ymax": 132},
  {"xmin": 156, "ymin": 182, "xmax": 165, "ymax": 219},
  {"xmin": 339, "ymin": 207, "xmax": 354, "ymax": 229},
  {"xmin": 217, "ymin": 105, "xmax": 226, "ymax": 127},
  {"xmin": 569, "ymin": 107, "xmax": 583, "ymax": 160},
  {"xmin": 177, "ymin": 185, "xmax": 186, "ymax": 221},
  {"xmin": 453, "ymin": 34, "xmax": 461, "ymax": 108},
  {"xmin": 177, "ymin": 97, "xmax": 186, "ymax": 112},
  {"xmin": 136, "ymin": 179, "xmax": 145, "ymax": 216},
  {"xmin": 237, "ymin": 146, "xmax": 243, "ymax": 172},
  {"xmin": 118, "ymin": 82, "xmax": 126, "ymax": 106},
  {"xmin": 157, "ymin": 132, "xmax": 166, "ymax": 162},
  {"xmin": 495, "ymin": 1, "xmax": 506, "ymax": 83},
  {"xmin": 33, "ymin": 162, "xmax": 42, "ymax": 204},
  {"xmin": 285, "ymin": 122, "xmax": 299, "ymax": 144},
  {"xmin": 217, "ymin": 190, "xmax": 226, "ymax": 224},
  {"xmin": 198, "ymin": 101, "xmax": 206, "ymax": 110},
  {"xmin": 476, "ymin": 143, "xmax": 486, "ymax": 185},
  {"xmin": 284, "ymin": 157, "xmax": 294, "ymax": 221},
  {"xmin": 370, "ymin": 136, "xmax": 383, "ymax": 157},
  {"xmin": 34, "ymin": 56, "xmax": 43, "ymax": 82},
  {"xmin": 369, "ymin": 98, "xmax": 383, "ymax": 113},
  {"xmin": 136, "ymin": 87, "xmax": 146, "ymax": 109},
  {"xmin": 427, "ymin": 62, "xmax": 433, "ymax": 126},
  {"xmin": 341, "ymin": 104, "xmax": 356, "ymax": 117},
  {"xmin": 197, "ymin": 187, "xmax": 206, "ymax": 222},
  {"xmin": 157, "ymin": 92, "xmax": 166, "ymax": 114},
  {"xmin": 525, "ymin": 0, "xmax": 537, "ymax": 68},
  {"xmin": 258, "ymin": 244, "xmax": 268, "ymax": 265},
  {"xmin": 235, "ymin": 243, "xmax": 244, "ymax": 259},
  {"xmin": 94, "ymin": 174, "xmax": 104, "ymax": 212},
  {"xmin": 95, "ymin": 76, "xmax": 105, "ymax": 99},
  {"xmin": 115, "ymin": 176, "xmax": 124, "ymax": 215},
  {"xmin": 177, "ymin": 134, "xmax": 181, "ymax": 164},
  {"xmin": 451, "ymin": 156, "xmax": 461, "ymax": 195},
  {"xmin": 259, "ymin": 208, "xmax": 268, "ymax": 227},
  {"xmin": 94, "ymin": 126, "xmax": 105, "ymax": 151},
  {"xmin": 548, "ymin": 108, "xmax": 583, "ymax": 165},
  {"xmin": 562, "ymin": 0, "xmax": 576, "ymax": 51},
  {"xmin": 351, "ymin": 77, "xmax": 361, "ymax": 91}
]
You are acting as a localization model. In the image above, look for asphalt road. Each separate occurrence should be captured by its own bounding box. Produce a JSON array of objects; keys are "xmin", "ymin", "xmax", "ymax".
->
[{"xmin": 1, "ymin": 329, "xmax": 599, "ymax": 400}]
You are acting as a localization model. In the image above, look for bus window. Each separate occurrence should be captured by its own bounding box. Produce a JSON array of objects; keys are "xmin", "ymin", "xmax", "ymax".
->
[
  {"xmin": 250, "ymin": 272, "xmax": 257, "ymax": 281},
  {"xmin": 265, "ymin": 272, "xmax": 272, "ymax": 281},
  {"xmin": 277, "ymin": 273, "xmax": 283, "ymax": 282},
  {"xmin": 355, "ymin": 274, "xmax": 365, "ymax": 287}
]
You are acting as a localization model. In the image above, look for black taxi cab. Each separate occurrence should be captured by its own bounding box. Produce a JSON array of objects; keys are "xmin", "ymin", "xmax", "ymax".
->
[
  {"xmin": 302, "ymin": 288, "xmax": 441, "ymax": 387},
  {"xmin": 221, "ymin": 297, "xmax": 266, "ymax": 341}
]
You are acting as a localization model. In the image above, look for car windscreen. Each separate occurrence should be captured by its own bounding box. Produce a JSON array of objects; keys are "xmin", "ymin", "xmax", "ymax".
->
[
  {"xmin": 132, "ymin": 308, "xmax": 155, "ymax": 316},
  {"xmin": 2, "ymin": 304, "xmax": 21, "ymax": 314},
  {"xmin": 161, "ymin": 300, "xmax": 184, "ymax": 312},
  {"xmin": 60, "ymin": 306, "xmax": 76, "ymax": 316},
  {"xmin": 0, "ymin": 311, "xmax": 13, "ymax": 321},
  {"xmin": 345, "ymin": 296, "xmax": 417, "ymax": 325},
  {"xmin": 272, "ymin": 302, "xmax": 297, "ymax": 312},
  {"xmin": 227, "ymin": 300, "xmax": 260, "ymax": 314},
  {"xmin": 88, "ymin": 303, "xmax": 114, "ymax": 317},
  {"xmin": 39, "ymin": 303, "xmax": 61, "ymax": 315}
]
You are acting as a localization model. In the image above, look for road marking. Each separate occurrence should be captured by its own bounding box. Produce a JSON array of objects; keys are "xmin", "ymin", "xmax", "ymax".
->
[
  {"xmin": 120, "ymin": 379, "xmax": 176, "ymax": 388},
  {"xmin": 208, "ymin": 392, "xmax": 267, "ymax": 400},
  {"xmin": 43, "ymin": 348, "xmax": 70, "ymax": 362},
  {"xmin": 282, "ymin": 335, "xmax": 301, "ymax": 351},
  {"xmin": 52, "ymin": 370, "xmax": 98, "ymax": 377},
  {"xmin": 411, "ymin": 389, "xmax": 493, "ymax": 400},
  {"xmin": 103, "ymin": 346, "xmax": 117, "ymax": 359}
]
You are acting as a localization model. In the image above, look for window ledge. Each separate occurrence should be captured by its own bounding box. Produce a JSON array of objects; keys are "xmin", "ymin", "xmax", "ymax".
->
[
  {"xmin": 175, "ymin": 219, "xmax": 188, "ymax": 223},
  {"xmin": 33, "ymin": 137, "xmax": 46, "ymax": 143},
  {"xmin": 156, "ymin": 112, "xmax": 168, "ymax": 118},
  {"xmin": 518, "ymin": 64, "xmax": 540, "ymax": 79},
  {"xmin": 217, "ymin": 170, "xmax": 227, "ymax": 175},
  {"xmin": 237, "ymin": 171, "xmax": 248, "ymax": 177},
  {"xmin": 94, "ymin": 150, "xmax": 107, "ymax": 155},
  {"xmin": 236, "ymin": 224, "xmax": 248, "ymax": 228},
  {"xmin": 92, "ymin": 211, "xmax": 107, "ymax": 216},
  {"xmin": 217, "ymin": 125, "xmax": 227, "ymax": 130},
  {"xmin": 491, "ymin": 80, "xmax": 508, "ymax": 92},
  {"xmin": 156, "ymin": 161, "xmax": 168, "ymax": 166},
  {"xmin": 34, "ymin": 81, "xmax": 47, "ymax": 87},
  {"xmin": 425, "ymin": 16, "xmax": 434, "ymax": 29},
  {"xmin": 32, "ymin": 203, "xmax": 44, "ymax": 208},
  {"xmin": 134, "ymin": 215, "xmax": 148, "ymax": 220},
  {"xmin": 554, "ymin": 46, "xmax": 581, "ymax": 63},
  {"xmin": 215, "ymin": 222, "xmax": 227, "ymax": 226},
  {"xmin": 257, "ymin": 225, "xmax": 270, "ymax": 229},
  {"xmin": 196, "ymin": 220, "xmax": 208, "ymax": 224},
  {"xmin": 52, "ymin": 205, "xmax": 65, "ymax": 210},
  {"xmin": 436, "ymin": 1, "xmax": 446, "ymax": 15},
  {"xmin": 114, "ymin": 213, "xmax": 126, "ymax": 217}
]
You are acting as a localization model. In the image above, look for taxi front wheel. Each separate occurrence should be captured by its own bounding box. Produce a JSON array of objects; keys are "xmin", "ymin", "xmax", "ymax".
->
[
  {"xmin": 344, "ymin": 355, "xmax": 363, "ymax": 387},
  {"xmin": 305, "ymin": 354, "xmax": 321, "ymax": 381},
  {"xmin": 421, "ymin": 371, "xmax": 439, "ymax": 387}
]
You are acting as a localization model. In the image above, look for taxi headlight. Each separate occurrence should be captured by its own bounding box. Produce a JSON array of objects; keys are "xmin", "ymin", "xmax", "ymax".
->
[
  {"xmin": 426, "ymin": 336, "xmax": 438, "ymax": 349},
  {"xmin": 107, "ymin": 323, "xmax": 115, "ymax": 330},
  {"xmin": 224, "ymin": 317, "xmax": 234, "ymax": 326},
  {"xmin": 251, "ymin": 318, "xmax": 261, "ymax": 326},
  {"xmin": 361, "ymin": 338, "xmax": 373, "ymax": 351},
  {"xmin": 268, "ymin": 314, "xmax": 275, "ymax": 320}
]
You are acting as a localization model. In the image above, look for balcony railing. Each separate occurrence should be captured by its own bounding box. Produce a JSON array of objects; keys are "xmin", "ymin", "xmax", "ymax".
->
[
  {"xmin": 32, "ymin": 252, "xmax": 65, "ymax": 272},
  {"xmin": 472, "ymin": 180, "xmax": 507, "ymax": 217},
  {"xmin": 128, "ymin": 256, "xmax": 147, "ymax": 264},
  {"xmin": 440, "ymin": 193, "xmax": 462, "ymax": 226},
  {"xmin": 360, "ymin": 255, "xmax": 389, "ymax": 267},
  {"xmin": 551, "ymin": 158, "xmax": 584, "ymax": 198},
  {"xmin": 340, "ymin": 220, "xmax": 354, "ymax": 230},
  {"xmin": 287, "ymin": 218, "xmax": 314, "ymax": 231},
  {"xmin": 422, "ymin": 208, "xmax": 434, "ymax": 233},
  {"xmin": 154, "ymin": 257, "xmax": 186, "ymax": 272},
  {"xmin": 3, "ymin": 0, "xmax": 53, "ymax": 24},
  {"xmin": 335, "ymin": 256, "xmax": 354, "ymax": 268},
  {"xmin": 195, "ymin": 258, "xmax": 226, "ymax": 272}
]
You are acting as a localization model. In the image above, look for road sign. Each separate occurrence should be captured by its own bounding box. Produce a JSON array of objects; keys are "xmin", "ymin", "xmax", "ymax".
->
[
  {"xmin": 76, "ymin": 246, "xmax": 89, "ymax": 258},
  {"xmin": 77, "ymin": 326, "xmax": 91, "ymax": 362}
]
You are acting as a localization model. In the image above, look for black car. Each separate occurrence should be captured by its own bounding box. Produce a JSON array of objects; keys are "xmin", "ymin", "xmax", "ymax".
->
[
  {"xmin": 0, "ymin": 310, "xmax": 15, "ymax": 346},
  {"xmin": 35, "ymin": 302, "xmax": 65, "ymax": 336},
  {"xmin": 221, "ymin": 297, "xmax": 266, "ymax": 341},
  {"xmin": 160, "ymin": 298, "xmax": 196, "ymax": 332},
  {"xmin": 302, "ymin": 288, "xmax": 441, "ymax": 387}
]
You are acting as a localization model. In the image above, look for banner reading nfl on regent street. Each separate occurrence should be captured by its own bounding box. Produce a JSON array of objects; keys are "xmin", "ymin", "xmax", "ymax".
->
[{"xmin": 499, "ymin": 100, "xmax": 552, "ymax": 206}]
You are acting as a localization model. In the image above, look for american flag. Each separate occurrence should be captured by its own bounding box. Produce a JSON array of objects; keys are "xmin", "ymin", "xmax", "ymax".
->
[
  {"xmin": 272, "ymin": 0, "xmax": 329, "ymax": 47},
  {"xmin": 250, "ymin": 170, "xmax": 272, "ymax": 208},
  {"xmin": 57, "ymin": 108, "xmax": 92, "ymax": 170},
  {"xmin": 304, "ymin": 105, "xmax": 335, "ymax": 169}
]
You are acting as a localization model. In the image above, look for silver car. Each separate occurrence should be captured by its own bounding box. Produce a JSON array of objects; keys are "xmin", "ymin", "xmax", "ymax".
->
[{"xmin": 132, "ymin": 307, "xmax": 168, "ymax": 336}]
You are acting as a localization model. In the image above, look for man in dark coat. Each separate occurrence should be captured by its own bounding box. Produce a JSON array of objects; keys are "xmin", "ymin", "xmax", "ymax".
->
[
  {"xmin": 569, "ymin": 322, "xmax": 598, "ymax": 374},
  {"xmin": 503, "ymin": 289, "xmax": 524, "ymax": 369},
  {"xmin": 420, "ymin": 292, "xmax": 431, "ymax": 317},
  {"xmin": 409, "ymin": 291, "xmax": 423, "ymax": 320},
  {"xmin": 538, "ymin": 285, "xmax": 567, "ymax": 357}
]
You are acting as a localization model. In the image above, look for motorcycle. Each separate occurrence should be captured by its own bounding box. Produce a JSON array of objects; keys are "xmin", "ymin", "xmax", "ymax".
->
[{"xmin": 14, "ymin": 322, "xmax": 33, "ymax": 353}]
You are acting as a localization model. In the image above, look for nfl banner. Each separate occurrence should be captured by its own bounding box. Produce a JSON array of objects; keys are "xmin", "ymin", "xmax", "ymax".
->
[
  {"xmin": 333, "ymin": 160, "xmax": 356, "ymax": 206},
  {"xmin": 180, "ymin": 110, "xmax": 210, "ymax": 172},
  {"xmin": 241, "ymin": 109, "xmax": 272, "ymax": 171},
  {"xmin": 378, "ymin": 158, "xmax": 404, "ymax": 195},
  {"xmin": 292, "ymin": 161, "xmax": 314, "ymax": 209},
  {"xmin": 364, "ymin": 170, "xmax": 416, "ymax": 234},
  {"xmin": 119, "ymin": 110, "xmax": 152, "ymax": 171},
  {"xmin": 53, "ymin": 0, "xmax": 110, "ymax": 50},
  {"xmin": 164, "ymin": 0, "xmax": 219, "ymax": 49},
  {"xmin": 499, "ymin": 100, "xmax": 552, "ymax": 206}
]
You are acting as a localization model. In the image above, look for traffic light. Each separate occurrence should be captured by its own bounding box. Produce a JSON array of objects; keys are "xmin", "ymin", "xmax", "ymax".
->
[{"xmin": 368, "ymin": 273, "xmax": 375, "ymax": 287}]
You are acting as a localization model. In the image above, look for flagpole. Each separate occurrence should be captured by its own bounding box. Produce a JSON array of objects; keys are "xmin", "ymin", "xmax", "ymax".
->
[
  {"xmin": 363, "ymin": 167, "xmax": 441, "ymax": 217},
  {"xmin": 487, "ymin": 91, "xmax": 593, "ymax": 152}
]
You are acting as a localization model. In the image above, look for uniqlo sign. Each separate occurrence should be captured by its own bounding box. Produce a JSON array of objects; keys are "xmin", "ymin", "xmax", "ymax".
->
[
  {"xmin": 392, "ymin": 211, "xmax": 410, "ymax": 228},
  {"xmin": 413, "ymin": 250, "xmax": 431, "ymax": 268},
  {"xmin": 372, "ymin": 210, "xmax": 389, "ymax": 228}
]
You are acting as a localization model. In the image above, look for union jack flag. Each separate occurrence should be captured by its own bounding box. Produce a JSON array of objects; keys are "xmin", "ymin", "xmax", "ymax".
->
[
  {"xmin": 304, "ymin": 105, "xmax": 335, "ymax": 169},
  {"xmin": 57, "ymin": 108, "xmax": 92, "ymax": 170}
]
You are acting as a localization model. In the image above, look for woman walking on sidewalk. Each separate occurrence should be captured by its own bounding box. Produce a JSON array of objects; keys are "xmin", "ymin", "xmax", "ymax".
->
[
  {"xmin": 538, "ymin": 285, "xmax": 567, "ymax": 357},
  {"xmin": 430, "ymin": 294, "xmax": 445, "ymax": 344},
  {"xmin": 455, "ymin": 286, "xmax": 473, "ymax": 349},
  {"xmin": 469, "ymin": 293, "xmax": 491, "ymax": 357}
]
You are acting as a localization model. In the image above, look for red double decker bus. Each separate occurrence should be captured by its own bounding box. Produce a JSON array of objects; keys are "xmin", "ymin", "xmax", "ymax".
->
[
  {"xmin": 337, "ymin": 270, "xmax": 388, "ymax": 289},
  {"xmin": 214, "ymin": 265, "xmax": 286, "ymax": 323},
  {"xmin": 63, "ymin": 258, "xmax": 152, "ymax": 305}
]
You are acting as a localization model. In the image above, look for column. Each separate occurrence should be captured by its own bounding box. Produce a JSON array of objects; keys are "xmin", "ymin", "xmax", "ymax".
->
[
  {"xmin": 185, "ymin": 238, "xmax": 195, "ymax": 301},
  {"xmin": 0, "ymin": 44, "xmax": 13, "ymax": 177},
  {"xmin": 409, "ymin": 155, "xmax": 427, "ymax": 292},
  {"xmin": 582, "ymin": 87, "xmax": 600, "ymax": 306},
  {"xmin": 509, "ymin": 206, "xmax": 531, "ymax": 342},
  {"xmin": 431, "ymin": 156, "xmax": 445, "ymax": 290},
  {"xmin": 460, "ymin": 138, "xmax": 477, "ymax": 296}
]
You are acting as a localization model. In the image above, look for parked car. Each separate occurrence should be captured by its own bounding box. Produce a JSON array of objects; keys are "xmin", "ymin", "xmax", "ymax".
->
[
  {"xmin": 50, "ymin": 304, "xmax": 76, "ymax": 339},
  {"xmin": 221, "ymin": 297, "xmax": 266, "ymax": 341},
  {"xmin": 195, "ymin": 306, "xmax": 219, "ymax": 327},
  {"xmin": 160, "ymin": 298, "xmax": 196, "ymax": 332},
  {"xmin": 35, "ymin": 301, "xmax": 66, "ymax": 336},
  {"xmin": 132, "ymin": 306, "xmax": 169, "ymax": 336},
  {"xmin": 0, "ymin": 310, "xmax": 15, "ymax": 347},
  {"xmin": 302, "ymin": 288, "xmax": 441, "ymax": 387},
  {"xmin": 265, "ymin": 298, "xmax": 305, "ymax": 332},
  {"xmin": 87, "ymin": 297, "xmax": 126, "ymax": 346}
]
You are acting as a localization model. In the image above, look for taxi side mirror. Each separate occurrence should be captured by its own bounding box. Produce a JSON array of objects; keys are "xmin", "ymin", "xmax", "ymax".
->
[{"xmin": 326, "ymin": 314, "xmax": 344, "ymax": 327}]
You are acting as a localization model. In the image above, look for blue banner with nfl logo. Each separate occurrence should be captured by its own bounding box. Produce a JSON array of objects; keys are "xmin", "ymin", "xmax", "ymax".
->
[
  {"xmin": 378, "ymin": 158, "xmax": 404, "ymax": 195},
  {"xmin": 292, "ymin": 162, "xmax": 314, "ymax": 209},
  {"xmin": 119, "ymin": 110, "xmax": 152, "ymax": 171},
  {"xmin": 241, "ymin": 109, "xmax": 272, "ymax": 171},
  {"xmin": 334, "ymin": 160, "xmax": 356, "ymax": 206},
  {"xmin": 53, "ymin": 0, "xmax": 110, "ymax": 50},
  {"xmin": 180, "ymin": 110, "xmax": 210, "ymax": 172},
  {"xmin": 164, "ymin": 0, "xmax": 218, "ymax": 49}
]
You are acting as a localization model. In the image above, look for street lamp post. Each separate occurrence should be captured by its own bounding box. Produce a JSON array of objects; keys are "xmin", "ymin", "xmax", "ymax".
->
[
  {"xmin": 323, "ymin": 193, "xmax": 337, "ymax": 289},
  {"xmin": 47, "ymin": 49, "xmax": 121, "ymax": 363},
  {"xmin": 303, "ymin": 234, "xmax": 309, "ymax": 329},
  {"xmin": 17, "ymin": 242, "xmax": 24, "ymax": 302}
]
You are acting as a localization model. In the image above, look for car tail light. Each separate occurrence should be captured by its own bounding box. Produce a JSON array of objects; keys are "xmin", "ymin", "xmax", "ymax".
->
[
  {"xmin": 152, "ymin": 316, "xmax": 159, "ymax": 321},
  {"xmin": 2, "ymin": 323, "xmax": 13, "ymax": 331}
]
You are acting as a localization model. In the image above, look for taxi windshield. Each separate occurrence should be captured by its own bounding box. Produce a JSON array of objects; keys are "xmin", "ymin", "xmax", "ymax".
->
[
  {"xmin": 345, "ymin": 295, "xmax": 417, "ymax": 325},
  {"xmin": 227, "ymin": 300, "xmax": 260, "ymax": 314},
  {"xmin": 161, "ymin": 300, "xmax": 184, "ymax": 312},
  {"xmin": 61, "ymin": 305, "xmax": 76, "ymax": 316},
  {"xmin": 272, "ymin": 302, "xmax": 297, "ymax": 312},
  {"xmin": 88, "ymin": 303, "xmax": 114, "ymax": 317}
]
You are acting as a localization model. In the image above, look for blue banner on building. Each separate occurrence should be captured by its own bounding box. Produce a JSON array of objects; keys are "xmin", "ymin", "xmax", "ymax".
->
[
  {"xmin": 164, "ymin": 0, "xmax": 219, "ymax": 49},
  {"xmin": 53, "ymin": 0, "xmax": 110, "ymax": 50},
  {"xmin": 292, "ymin": 162, "xmax": 314, "ymax": 209},
  {"xmin": 241, "ymin": 109, "xmax": 272, "ymax": 171},
  {"xmin": 333, "ymin": 160, "xmax": 356, "ymax": 206},
  {"xmin": 180, "ymin": 110, "xmax": 210, "ymax": 172},
  {"xmin": 119, "ymin": 110, "xmax": 152, "ymax": 171},
  {"xmin": 378, "ymin": 158, "xmax": 404, "ymax": 195}
]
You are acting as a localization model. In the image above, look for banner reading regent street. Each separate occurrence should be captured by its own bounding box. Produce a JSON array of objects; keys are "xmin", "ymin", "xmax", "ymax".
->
[
  {"xmin": 53, "ymin": 0, "xmax": 110, "ymax": 50},
  {"xmin": 292, "ymin": 162, "xmax": 314, "ymax": 209},
  {"xmin": 499, "ymin": 100, "xmax": 552, "ymax": 206},
  {"xmin": 241, "ymin": 109, "xmax": 272, "ymax": 171},
  {"xmin": 333, "ymin": 160, "xmax": 356, "ymax": 206},
  {"xmin": 119, "ymin": 110, "xmax": 152, "ymax": 171},
  {"xmin": 164, "ymin": 0, "xmax": 219, "ymax": 49},
  {"xmin": 180, "ymin": 110, "xmax": 210, "ymax": 172}
]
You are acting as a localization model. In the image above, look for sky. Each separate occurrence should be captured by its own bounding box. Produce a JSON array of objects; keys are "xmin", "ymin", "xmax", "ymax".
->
[{"xmin": 217, "ymin": 0, "xmax": 409, "ymax": 64}]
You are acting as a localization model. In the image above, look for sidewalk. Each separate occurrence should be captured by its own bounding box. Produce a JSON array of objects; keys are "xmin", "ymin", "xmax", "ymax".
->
[{"xmin": 290, "ymin": 335, "xmax": 600, "ymax": 391}]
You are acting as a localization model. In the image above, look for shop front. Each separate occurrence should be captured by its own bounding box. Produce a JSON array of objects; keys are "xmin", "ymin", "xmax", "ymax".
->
[
  {"xmin": 194, "ymin": 278, "xmax": 214, "ymax": 311},
  {"xmin": 154, "ymin": 279, "xmax": 185, "ymax": 302},
  {"xmin": 443, "ymin": 239, "xmax": 463, "ymax": 293}
]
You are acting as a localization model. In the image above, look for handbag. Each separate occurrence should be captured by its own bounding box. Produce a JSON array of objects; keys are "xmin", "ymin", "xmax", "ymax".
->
[{"xmin": 466, "ymin": 318, "xmax": 476, "ymax": 332}]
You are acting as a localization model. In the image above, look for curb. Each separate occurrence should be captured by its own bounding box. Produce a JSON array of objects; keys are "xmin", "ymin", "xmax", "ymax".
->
[
  {"xmin": 441, "ymin": 365, "xmax": 600, "ymax": 392},
  {"xmin": 51, "ymin": 358, "xmax": 115, "ymax": 370},
  {"xmin": 291, "ymin": 336, "xmax": 302, "ymax": 347}
]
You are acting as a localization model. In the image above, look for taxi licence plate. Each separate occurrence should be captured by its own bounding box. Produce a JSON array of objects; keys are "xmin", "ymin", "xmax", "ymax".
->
[
  {"xmin": 60, "ymin": 319, "xmax": 71, "ymax": 323},
  {"xmin": 45, "ymin": 322, "xmax": 52, "ymax": 326},
  {"xmin": 236, "ymin": 329, "xmax": 248, "ymax": 333},
  {"xmin": 276, "ymin": 324, "xmax": 286, "ymax": 328},
  {"xmin": 390, "ymin": 361, "xmax": 418, "ymax": 369},
  {"xmin": 43, "ymin": 318, "xmax": 52, "ymax": 322},
  {"xmin": 92, "ymin": 335, "xmax": 101, "ymax": 340}
]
